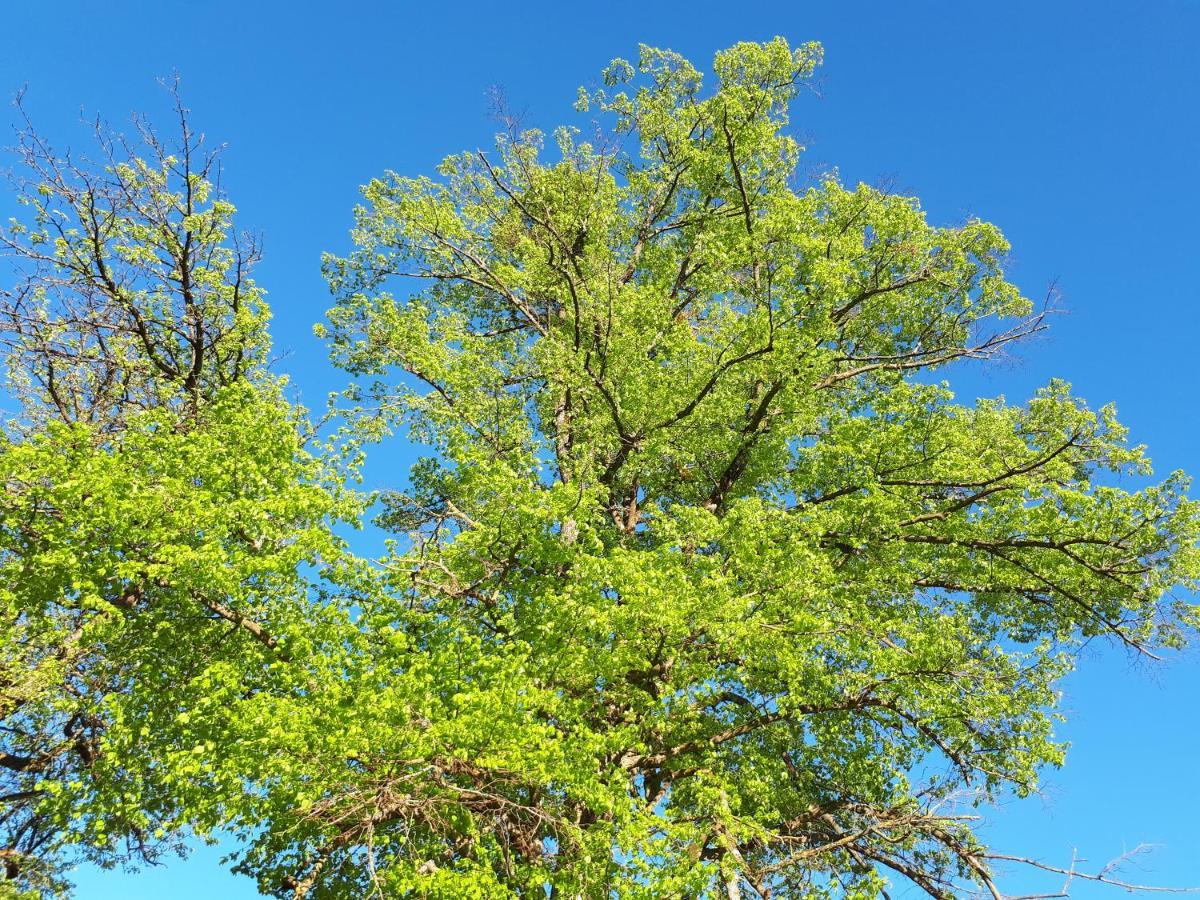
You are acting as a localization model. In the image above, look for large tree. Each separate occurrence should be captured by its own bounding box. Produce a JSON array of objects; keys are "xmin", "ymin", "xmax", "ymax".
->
[
  {"xmin": 0, "ymin": 38, "xmax": 1196, "ymax": 900},
  {"xmin": 300, "ymin": 38, "xmax": 1198, "ymax": 899}
]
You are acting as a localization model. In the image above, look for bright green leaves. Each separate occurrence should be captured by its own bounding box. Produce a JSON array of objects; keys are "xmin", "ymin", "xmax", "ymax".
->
[
  {"xmin": 0, "ymin": 104, "xmax": 365, "ymax": 897},
  {"xmin": 2, "ymin": 38, "xmax": 1194, "ymax": 900},
  {"xmin": 787, "ymin": 378, "xmax": 1200, "ymax": 654},
  {"xmin": 1, "ymin": 108, "xmax": 271, "ymax": 433},
  {"xmin": 321, "ymin": 40, "xmax": 1037, "ymax": 536},
  {"xmin": 0, "ymin": 381, "xmax": 360, "ymax": 891},
  {"xmin": 795, "ymin": 180, "xmax": 1030, "ymax": 364},
  {"xmin": 309, "ymin": 37, "xmax": 1199, "ymax": 899}
]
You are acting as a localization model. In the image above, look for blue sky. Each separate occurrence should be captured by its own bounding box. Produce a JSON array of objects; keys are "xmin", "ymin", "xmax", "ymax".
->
[{"xmin": 2, "ymin": 1, "xmax": 1198, "ymax": 896}]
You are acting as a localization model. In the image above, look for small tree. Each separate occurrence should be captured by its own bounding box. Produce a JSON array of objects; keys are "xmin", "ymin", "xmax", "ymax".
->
[
  {"xmin": 0, "ymin": 94, "xmax": 359, "ymax": 896},
  {"xmin": 283, "ymin": 38, "xmax": 1196, "ymax": 898}
]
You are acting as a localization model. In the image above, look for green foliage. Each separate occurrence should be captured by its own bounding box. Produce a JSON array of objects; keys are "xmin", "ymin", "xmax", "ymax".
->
[
  {"xmin": 306, "ymin": 37, "xmax": 1199, "ymax": 898},
  {"xmin": 0, "ymin": 102, "xmax": 363, "ymax": 895},
  {"xmin": 1, "ymin": 39, "xmax": 1196, "ymax": 900}
]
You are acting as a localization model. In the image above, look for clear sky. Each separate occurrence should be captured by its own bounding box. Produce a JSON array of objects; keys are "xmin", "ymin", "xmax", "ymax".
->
[{"xmin": 2, "ymin": 1, "xmax": 1197, "ymax": 896}]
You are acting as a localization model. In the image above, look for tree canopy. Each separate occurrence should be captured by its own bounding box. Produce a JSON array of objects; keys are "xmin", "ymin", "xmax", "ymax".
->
[{"xmin": 2, "ymin": 39, "xmax": 1198, "ymax": 900}]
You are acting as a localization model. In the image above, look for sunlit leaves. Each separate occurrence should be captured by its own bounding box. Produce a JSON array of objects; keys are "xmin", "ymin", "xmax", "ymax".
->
[{"xmin": 304, "ymin": 36, "xmax": 1200, "ymax": 899}]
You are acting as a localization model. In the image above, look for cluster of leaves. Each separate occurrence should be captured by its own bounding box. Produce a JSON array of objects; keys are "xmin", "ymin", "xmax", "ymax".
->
[
  {"xmin": 1, "ymin": 40, "xmax": 1197, "ymax": 900},
  {"xmin": 308, "ymin": 38, "xmax": 1199, "ymax": 898},
  {"xmin": 0, "ymin": 95, "xmax": 363, "ymax": 897}
]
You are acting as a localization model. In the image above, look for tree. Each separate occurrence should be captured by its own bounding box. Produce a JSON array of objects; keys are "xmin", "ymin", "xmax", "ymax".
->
[
  {"xmin": 1, "ymin": 39, "xmax": 1196, "ymax": 900},
  {"xmin": 0, "ymin": 93, "xmax": 361, "ymax": 896},
  {"xmin": 296, "ymin": 38, "xmax": 1197, "ymax": 898}
]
